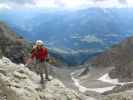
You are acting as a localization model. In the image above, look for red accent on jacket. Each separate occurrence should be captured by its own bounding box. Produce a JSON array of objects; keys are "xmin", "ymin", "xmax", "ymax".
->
[{"xmin": 31, "ymin": 47, "xmax": 48, "ymax": 62}]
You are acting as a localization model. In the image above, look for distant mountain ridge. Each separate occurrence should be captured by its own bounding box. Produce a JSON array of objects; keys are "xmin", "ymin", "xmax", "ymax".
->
[{"xmin": 0, "ymin": 7, "xmax": 133, "ymax": 65}]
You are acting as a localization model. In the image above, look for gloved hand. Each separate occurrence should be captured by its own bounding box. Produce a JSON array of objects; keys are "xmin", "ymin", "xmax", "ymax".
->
[
  {"xmin": 25, "ymin": 58, "xmax": 33, "ymax": 67},
  {"xmin": 46, "ymin": 58, "xmax": 50, "ymax": 62}
]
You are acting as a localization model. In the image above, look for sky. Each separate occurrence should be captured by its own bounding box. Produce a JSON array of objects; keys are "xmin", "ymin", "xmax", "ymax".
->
[{"xmin": 0, "ymin": 0, "xmax": 133, "ymax": 10}]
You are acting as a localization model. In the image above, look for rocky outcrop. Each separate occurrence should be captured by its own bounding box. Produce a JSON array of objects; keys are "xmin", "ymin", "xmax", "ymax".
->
[
  {"xmin": 0, "ymin": 22, "xmax": 17, "ymax": 57},
  {"xmin": 88, "ymin": 36, "xmax": 133, "ymax": 82},
  {"xmin": 0, "ymin": 21, "xmax": 29, "ymax": 64},
  {"xmin": 90, "ymin": 37, "xmax": 133, "ymax": 67},
  {"xmin": 0, "ymin": 22, "xmax": 17, "ymax": 41},
  {"xmin": 103, "ymin": 89, "xmax": 133, "ymax": 100},
  {"xmin": 0, "ymin": 57, "xmax": 81, "ymax": 100}
]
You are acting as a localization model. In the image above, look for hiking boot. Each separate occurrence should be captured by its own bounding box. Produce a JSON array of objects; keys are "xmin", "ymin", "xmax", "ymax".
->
[{"xmin": 45, "ymin": 78, "xmax": 51, "ymax": 81}]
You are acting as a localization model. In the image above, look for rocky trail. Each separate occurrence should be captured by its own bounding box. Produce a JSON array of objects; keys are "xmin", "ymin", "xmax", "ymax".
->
[
  {"xmin": 0, "ymin": 57, "xmax": 98, "ymax": 100},
  {"xmin": 1, "ymin": 57, "xmax": 133, "ymax": 100}
]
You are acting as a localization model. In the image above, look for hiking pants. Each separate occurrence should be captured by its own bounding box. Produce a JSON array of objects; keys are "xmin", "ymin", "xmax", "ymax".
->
[{"xmin": 35, "ymin": 60, "xmax": 49, "ymax": 79}]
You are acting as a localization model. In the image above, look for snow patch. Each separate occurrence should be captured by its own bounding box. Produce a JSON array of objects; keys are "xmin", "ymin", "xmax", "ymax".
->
[
  {"xmin": 71, "ymin": 73, "xmax": 115, "ymax": 93},
  {"xmin": 98, "ymin": 73, "xmax": 119, "ymax": 85},
  {"xmin": 98, "ymin": 73, "xmax": 133, "ymax": 85}
]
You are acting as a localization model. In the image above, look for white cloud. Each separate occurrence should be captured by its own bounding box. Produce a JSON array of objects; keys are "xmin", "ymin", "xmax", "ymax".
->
[
  {"xmin": 0, "ymin": 0, "xmax": 33, "ymax": 4},
  {"xmin": 34, "ymin": 0, "xmax": 58, "ymax": 8},
  {"xmin": 0, "ymin": 0, "xmax": 132, "ymax": 10},
  {"xmin": 126, "ymin": 0, "xmax": 133, "ymax": 7},
  {"xmin": 93, "ymin": 0, "xmax": 125, "ymax": 8},
  {"xmin": 30, "ymin": 0, "xmax": 131, "ymax": 9},
  {"xmin": 0, "ymin": 3, "xmax": 11, "ymax": 10}
]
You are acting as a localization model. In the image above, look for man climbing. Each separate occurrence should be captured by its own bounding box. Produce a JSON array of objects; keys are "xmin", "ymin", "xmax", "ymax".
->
[{"xmin": 26, "ymin": 40, "xmax": 50, "ymax": 84}]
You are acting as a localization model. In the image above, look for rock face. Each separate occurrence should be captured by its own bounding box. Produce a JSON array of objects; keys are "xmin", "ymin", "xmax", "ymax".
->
[
  {"xmin": 0, "ymin": 22, "xmax": 17, "ymax": 41},
  {"xmin": 0, "ymin": 22, "xmax": 17, "ymax": 57},
  {"xmin": 90, "ymin": 37, "xmax": 133, "ymax": 67},
  {"xmin": 0, "ymin": 22, "xmax": 29, "ymax": 64},
  {"xmin": 104, "ymin": 90, "xmax": 133, "ymax": 100},
  {"xmin": 0, "ymin": 57, "xmax": 81, "ymax": 100},
  {"xmin": 89, "ymin": 37, "xmax": 133, "ymax": 82}
]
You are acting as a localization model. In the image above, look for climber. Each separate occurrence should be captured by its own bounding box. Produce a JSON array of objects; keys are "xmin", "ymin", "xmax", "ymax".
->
[{"xmin": 26, "ymin": 40, "xmax": 50, "ymax": 84}]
